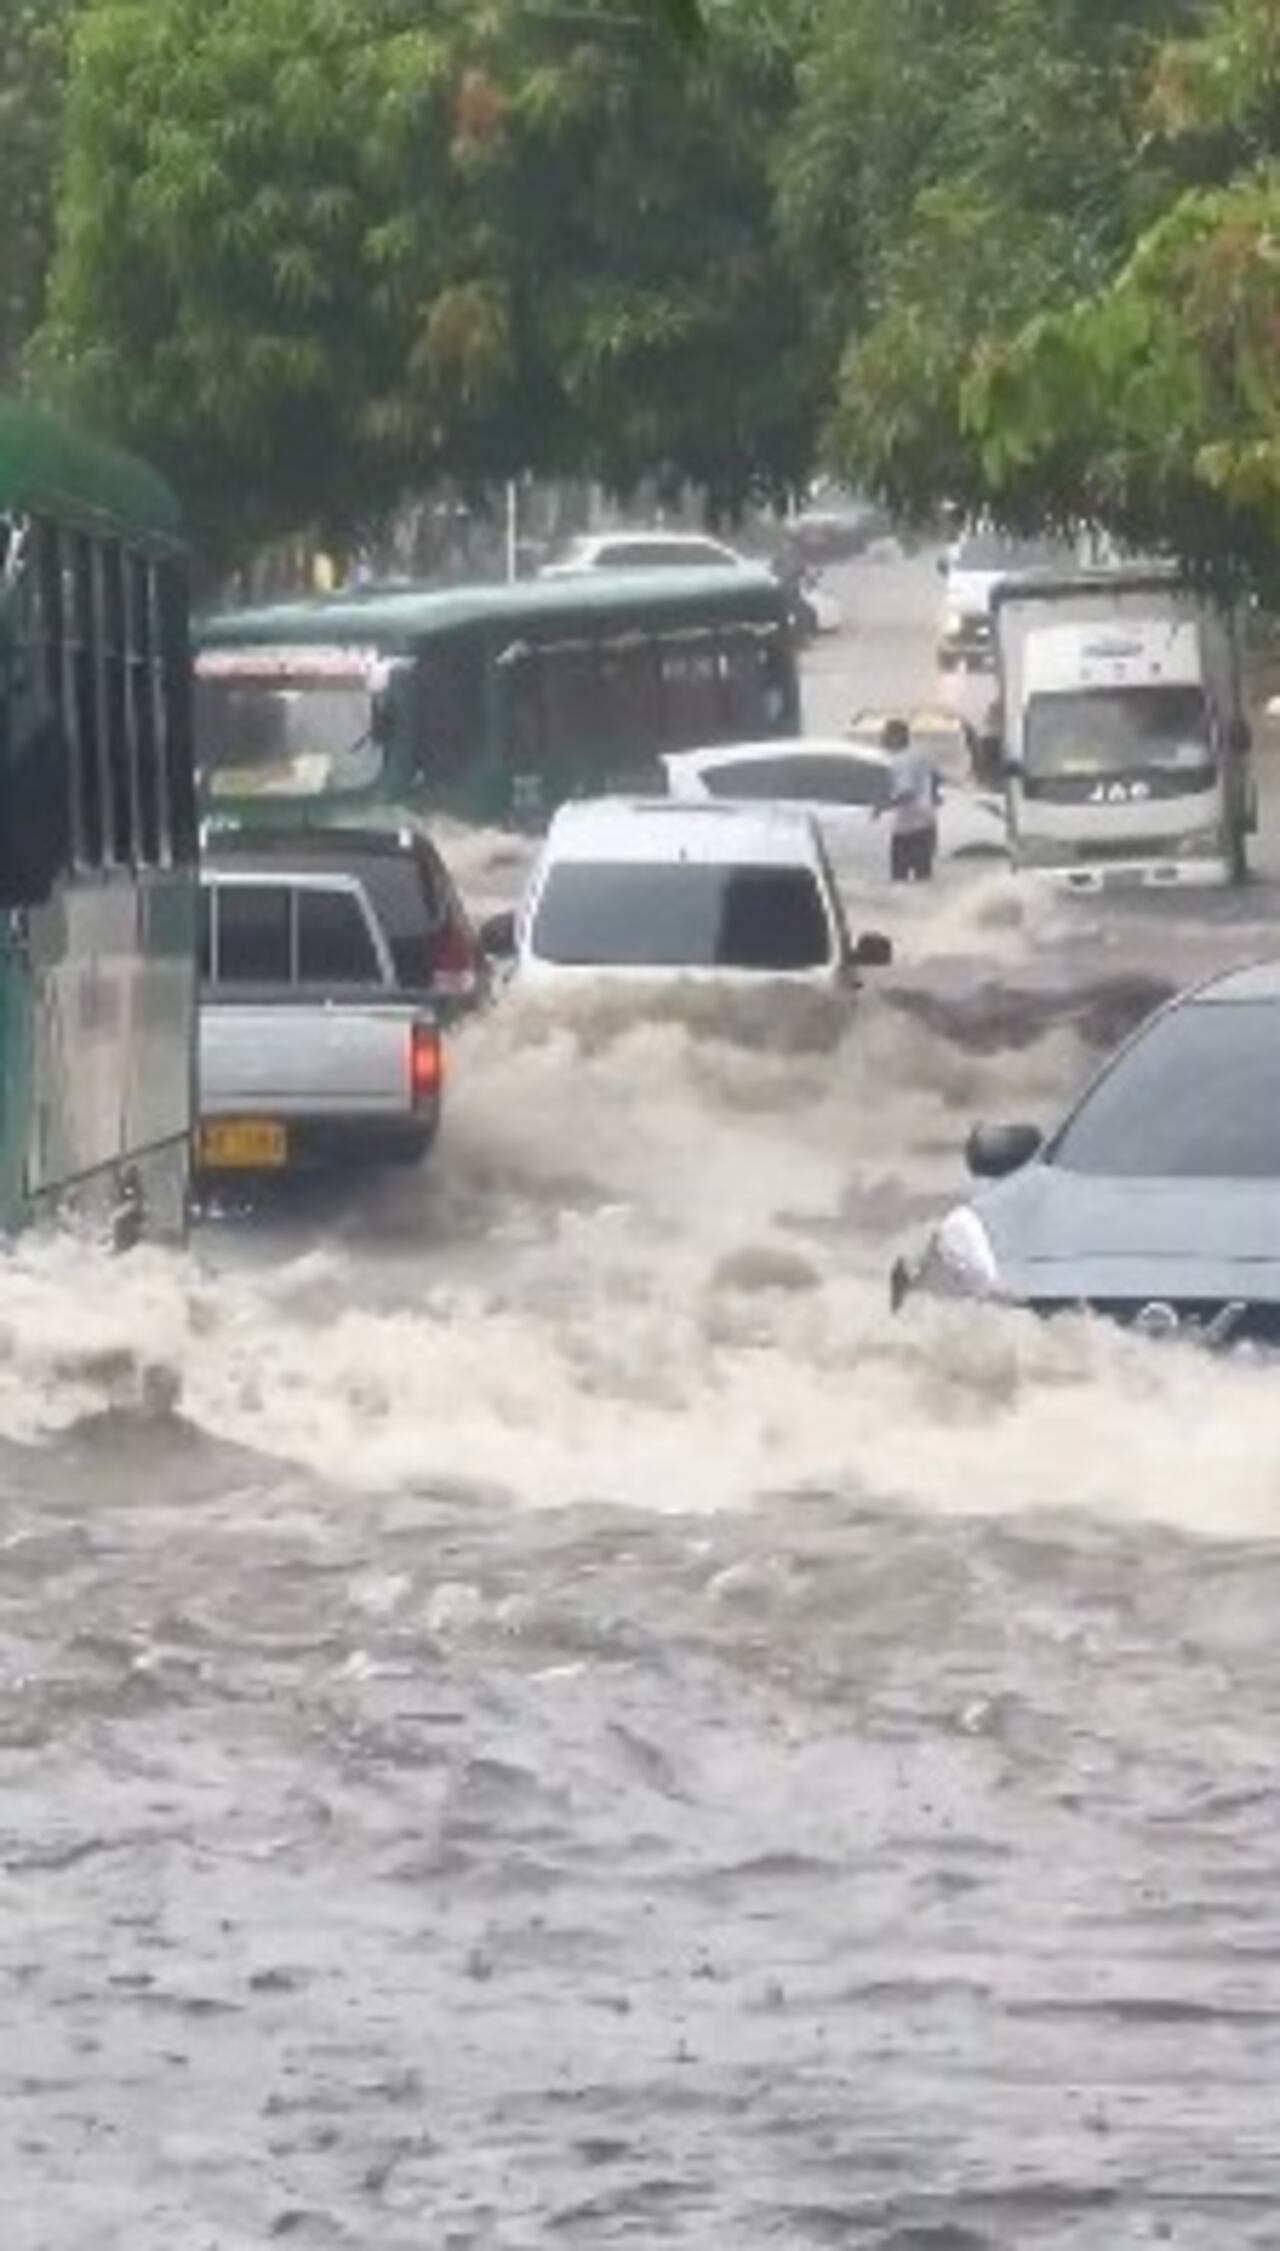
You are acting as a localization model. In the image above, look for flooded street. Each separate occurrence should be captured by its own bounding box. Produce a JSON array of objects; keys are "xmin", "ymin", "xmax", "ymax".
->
[{"xmin": 5, "ymin": 553, "xmax": 1280, "ymax": 2248}]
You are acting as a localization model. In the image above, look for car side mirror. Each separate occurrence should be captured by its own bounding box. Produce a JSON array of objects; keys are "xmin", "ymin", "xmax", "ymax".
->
[
  {"xmin": 850, "ymin": 930, "xmax": 893, "ymax": 969},
  {"xmin": 965, "ymin": 1121, "xmax": 1042, "ymax": 1178},
  {"xmin": 479, "ymin": 908, "xmax": 517, "ymax": 960}
]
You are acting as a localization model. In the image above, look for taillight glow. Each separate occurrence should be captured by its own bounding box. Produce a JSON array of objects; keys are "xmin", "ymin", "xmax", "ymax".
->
[
  {"xmin": 410, "ymin": 1022, "xmax": 443, "ymax": 1102},
  {"xmin": 431, "ymin": 920, "xmax": 477, "ymax": 983}
]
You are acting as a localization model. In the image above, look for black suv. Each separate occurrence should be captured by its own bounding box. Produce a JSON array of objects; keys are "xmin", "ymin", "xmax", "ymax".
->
[{"xmin": 202, "ymin": 823, "xmax": 487, "ymax": 1020}]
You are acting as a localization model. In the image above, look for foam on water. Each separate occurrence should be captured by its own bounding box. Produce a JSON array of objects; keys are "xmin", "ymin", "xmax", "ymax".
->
[{"xmin": 1, "ymin": 965, "xmax": 1277, "ymax": 1538}]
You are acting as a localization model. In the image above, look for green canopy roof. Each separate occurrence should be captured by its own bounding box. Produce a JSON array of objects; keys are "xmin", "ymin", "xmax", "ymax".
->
[
  {"xmin": 0, "ymin": 398, "xmax": 183, "ymax": 547},
  {"xmin": 197, "ymin": 564, "xmax": 787, "ymax": 652}
]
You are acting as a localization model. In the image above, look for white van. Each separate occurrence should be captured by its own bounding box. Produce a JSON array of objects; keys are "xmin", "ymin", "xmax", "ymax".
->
[{"xmin": 479, "ymin": 797, "xmax": 891, "ymax": 998}]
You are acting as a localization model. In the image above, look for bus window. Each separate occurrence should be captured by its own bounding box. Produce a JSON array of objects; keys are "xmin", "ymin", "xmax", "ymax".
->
[
  {"xmin": 31, "ymin": 520, "xmax": 63, "ymax": 731},
  {"xmin": 418, "ymin": 645, "xmax": 483, "ymax": 783},
  {"xmin": 159, "ymin": 563, "xmax": 197, "ymax": 863},
  {"xmin": 497, "ymin": 643, "xmax": 545, "ymax": 804},
  {"xmin": 658, "ymin": 639, "xmax": 723, "ymax": 747},
  {"xmin": 100, "ymin": 542, "xmax": 134, "ymax": 862},
  {"xmin": 597, "ymin": 639, "xmax": 661, "ymax": 764},
  {"xmin": 129, "ymin": 556, "xmax": 161, "ymax": 864},
  {"xmin": 70, "ymin": 535, "xmax": 104, "ymax": 866},
  {"xmin": 538, "ymin": 645, "xmax": 604, "ymax": 779}
]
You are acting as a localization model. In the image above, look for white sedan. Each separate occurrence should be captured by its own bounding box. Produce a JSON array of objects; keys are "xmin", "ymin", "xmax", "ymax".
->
[
  {"xmin": 661, "ymin": 737, "xmax": 1008, "ymax": 881},
  {"xmin": 538, "ymin": 530, "xmax": 750, "ymax": 578}
]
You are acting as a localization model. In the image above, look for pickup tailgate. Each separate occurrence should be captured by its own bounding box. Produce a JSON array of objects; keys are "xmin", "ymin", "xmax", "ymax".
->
[{"xmin": 201, "ymin": 1000, "xmax": 427, "ymax": 1119}]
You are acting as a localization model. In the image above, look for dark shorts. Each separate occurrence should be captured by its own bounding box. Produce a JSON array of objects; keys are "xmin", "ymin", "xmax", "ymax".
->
[{"xmin": 891, "ymin": 826, "xmax": 937, "ymax": 882}]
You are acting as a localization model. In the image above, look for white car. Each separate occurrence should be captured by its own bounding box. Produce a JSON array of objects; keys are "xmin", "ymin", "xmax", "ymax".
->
[
  {"xmin": 538, "ymin": 530, "xmax": 750, "ymax": 578},
  {"xmin": 478, "ymin": 797, "xmax": 891, "ymax": 1001},
  {"xmin": 661, "ymin": 738, "xmax": 1008, "ymax": 881}
]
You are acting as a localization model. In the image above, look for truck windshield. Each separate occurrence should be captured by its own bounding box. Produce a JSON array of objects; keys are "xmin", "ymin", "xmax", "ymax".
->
[
  {"xmin": 1024, "ymin": 686, "xmax": 1213, "ymax": 781},
  {"xmin": 195, "ymin": 670, "xmax": 384, "ymax": 800}
]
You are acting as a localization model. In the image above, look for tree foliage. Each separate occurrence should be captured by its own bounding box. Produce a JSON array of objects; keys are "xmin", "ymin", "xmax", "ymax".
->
[
  {"xmin": 964, "ymin": 0, "xmax": 1280, "ymax": 577},
  {"xmin": 780, "ymin": 0, "xmax": 1194, "ymax": 524},
  {"xmin": 40, "ymin": 0, "xmax": 816, "ymax": 553},
  {"xmin": 0, "ymin": 0, "xmax": 77, "ymax": 385}
]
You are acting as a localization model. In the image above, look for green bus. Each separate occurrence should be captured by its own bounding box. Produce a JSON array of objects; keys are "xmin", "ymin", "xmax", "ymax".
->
[
  {"xmin": 0, "ymin": 400, "xmax": 198, "ymax": 1241},
  {"xmin": 193, "ymin": 567, "xmax": 800, "ymax": 830}
]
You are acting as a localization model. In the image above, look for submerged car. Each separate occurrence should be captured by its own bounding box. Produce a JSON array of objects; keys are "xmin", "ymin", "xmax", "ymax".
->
[
  {"xmin": 662, "ymin": 737, "xmax": 1007, "ymax": 878},
  {"xmin": 479, "ymin": 796, "xmax": 891, "ymax": 1008},
  {"xmin": 894, "ymin": 960, "xmax": 1280, "ymax": 1345}
]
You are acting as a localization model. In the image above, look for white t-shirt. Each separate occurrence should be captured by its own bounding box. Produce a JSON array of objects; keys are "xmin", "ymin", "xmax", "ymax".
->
[{"xmin": 889, "ymin": 747, "xmax": 938, "ymax": 834}]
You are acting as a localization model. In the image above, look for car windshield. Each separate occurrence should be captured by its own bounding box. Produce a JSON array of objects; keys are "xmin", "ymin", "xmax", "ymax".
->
[
  {"xmin": 195, "ymin": 668, "xmax": 384, "ymax": 798},
  {"xmin": 1025, "ymin": 686, "xmax": 1212, "ymax": 780},
  {"xmin": 1053, "ymin": 1001, "xmax": 1280, "ymax": 1178},
  {"xmin": 531, "ymin": 860, "xmax": 834, "ymax": 970}
]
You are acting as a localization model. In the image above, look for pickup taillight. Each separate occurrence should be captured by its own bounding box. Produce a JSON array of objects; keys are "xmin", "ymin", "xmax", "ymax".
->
[
  {"xmin": 410, "ymin": 1022, "xmax": 443, "ymax": 1104},
  {"xmin": 430, "ymin": 918, "xmax": 479, "ymax": 993}
]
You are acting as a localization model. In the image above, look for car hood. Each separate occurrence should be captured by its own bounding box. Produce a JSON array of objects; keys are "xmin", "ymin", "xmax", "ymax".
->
[{"xmin": 979, "ymin": 1166, "xmax": 1280, "ymax": 1304}]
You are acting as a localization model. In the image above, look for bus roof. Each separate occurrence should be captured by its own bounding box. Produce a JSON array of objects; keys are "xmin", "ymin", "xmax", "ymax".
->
[
  {"xmin": 0, "ymin": 398, "xmax": 183, "ymax": 546},
  {"xmin": 196, "ymin": 564, "xmax": 788, "ymax": 652}
]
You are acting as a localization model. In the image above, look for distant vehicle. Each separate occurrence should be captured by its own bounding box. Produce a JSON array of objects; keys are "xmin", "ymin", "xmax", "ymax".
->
[
  {"xmin": 786, "ymin": 491, "xmax": 892, "ymax": 563},
  {"xmin": 194, "ymin": 569, "xmax": 799, "ymax": 831},
  {"xmin": 893, "ymin": 959, "xmax": 1280, "ymax": 1348},
  {"xmin": 198, "ymin": 861, "xmax": 443, "ymax": 1178},
  {"xmin": 199, "ymin": 822, "xmax": 486, "ymax": 1021},
  {"xmin": 479, "ymin": 797, "xmax": 892, "ymax": 1001},
  {"xmin": 936, "ymin": 526, "xmax": 1078, "ymax": 737},
  {"xmin": 661, "ymin": 738, "xmax": 1007, "ymax": 877},
  {"xmin": 993, "ymin": 570, "xmax": 1255, "ymax": 890},
  {"xmin": 0, "ymin": 398, "xmax": 198, "ymax": 1242},
  {"xmin": 538, "ymin": 530, "xmax": 750, "ymax": 577}
]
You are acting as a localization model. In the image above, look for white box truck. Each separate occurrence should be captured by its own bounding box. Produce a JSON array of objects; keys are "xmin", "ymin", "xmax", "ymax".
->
[{"xmin": 992, "ymin": 569, "xmax": 1255, "ymax": 890}]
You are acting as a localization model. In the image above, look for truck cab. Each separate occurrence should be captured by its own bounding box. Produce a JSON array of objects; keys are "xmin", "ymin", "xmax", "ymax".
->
[{"xmin": 992, "ymin": 571, "xmax": 1253, "ymax": 891}]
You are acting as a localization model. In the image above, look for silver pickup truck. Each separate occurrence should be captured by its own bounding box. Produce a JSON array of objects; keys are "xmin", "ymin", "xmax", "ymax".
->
[{"xmin": 197, "ymin": 863, "xmax": 443, "ymax": 1179}]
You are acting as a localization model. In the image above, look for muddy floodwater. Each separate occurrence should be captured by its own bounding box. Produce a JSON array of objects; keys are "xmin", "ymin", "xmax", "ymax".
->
[{"xmin": 5, "ymin": 562, "xmax": 1280, "ymax": 2249}]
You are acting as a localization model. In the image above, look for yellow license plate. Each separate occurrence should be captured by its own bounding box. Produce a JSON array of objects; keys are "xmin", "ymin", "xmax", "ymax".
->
[{"xmin": 199, "ymin": 1118, "xmax": 289, "ymax": 1169}]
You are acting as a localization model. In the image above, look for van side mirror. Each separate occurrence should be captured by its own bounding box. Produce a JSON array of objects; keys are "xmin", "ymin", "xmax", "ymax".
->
[
  {"xmin": 965, "ymin": 1121, "xmax": 1042, "ymax": 1178},
  {"xmin": 479, "ymin": 908, "xmax": 517, "ymax": 960},
  {"xmin": 850, "ymin": 930, "xmax": 893, "ymax": 969}
]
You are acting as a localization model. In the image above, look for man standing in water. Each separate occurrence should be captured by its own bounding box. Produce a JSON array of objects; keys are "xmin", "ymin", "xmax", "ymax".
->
[{"xmin": 880, "ymin": 716, "xmax": 939, "ymax": 882}]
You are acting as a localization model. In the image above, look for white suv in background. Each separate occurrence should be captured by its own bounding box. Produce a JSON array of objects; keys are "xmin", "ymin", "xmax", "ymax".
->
[{"xmin": 478, "ymin": 798, "xmax": 891, "ymax": 1004}]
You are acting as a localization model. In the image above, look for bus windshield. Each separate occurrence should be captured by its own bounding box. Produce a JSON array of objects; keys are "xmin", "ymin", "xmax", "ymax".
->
[
  {"xmin": 195, "ymin": 655, "xmax": 386, "ymax": 800},
  {"xmin": 1024, "ymin": 686, "xmax": 1213, "ymax": 781}
]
